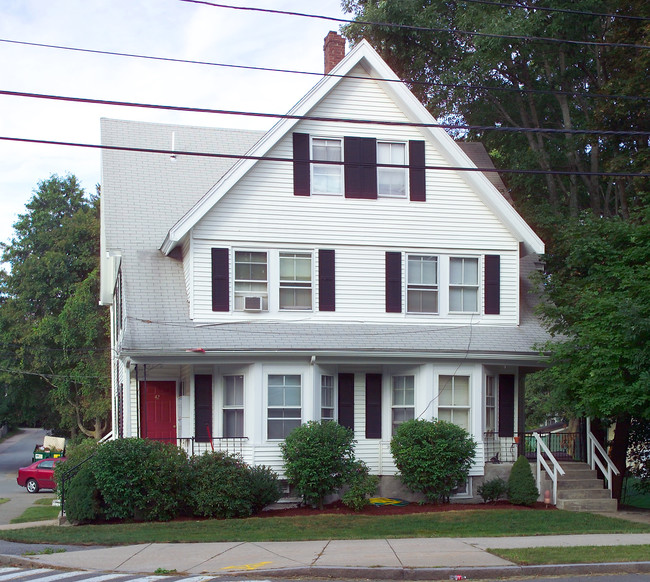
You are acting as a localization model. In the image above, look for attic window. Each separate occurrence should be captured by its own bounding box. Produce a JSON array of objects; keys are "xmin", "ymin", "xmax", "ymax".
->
[
  {"xmin": 312, "ymin": 138, "xmax": 343, "ymax": 195},
  {"xmin": 377, "ymin": 142, "xmax": 407, "ymax": 197}
]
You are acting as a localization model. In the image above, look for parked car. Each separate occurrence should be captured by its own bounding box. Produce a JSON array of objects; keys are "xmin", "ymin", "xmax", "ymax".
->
[{"xmin": 17, "ymin": 457, "xmax": 66, "ymax": 493}]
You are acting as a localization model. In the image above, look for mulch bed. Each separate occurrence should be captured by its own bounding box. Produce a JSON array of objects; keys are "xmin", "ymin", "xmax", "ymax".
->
[{"xmin": 259, "ymin": 499, "xmax": 554, "ymax": 518}]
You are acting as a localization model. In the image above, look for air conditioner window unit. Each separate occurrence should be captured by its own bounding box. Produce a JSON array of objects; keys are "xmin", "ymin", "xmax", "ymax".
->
[{"xmin": 244, "ymin": 296, "xmax": 263, "ymax": 311}]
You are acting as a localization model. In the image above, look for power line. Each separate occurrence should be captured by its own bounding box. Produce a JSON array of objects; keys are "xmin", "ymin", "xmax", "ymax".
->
[
  {"xmin": 462, "ymin": 0, "xmax": 650, "ymax": 22},
  {"xmin": 179, "ymin": 0, "xmax": 650, "ymax": 50},
  {"xmin": 2, "ymin": 38, "xmax": 647, "ymax": 103},
  {"xmin": 2, "ymin": 90, "xmax": 649, "ymax": 137},
  {"xmin": 0, "ymin": 136, "xmax": 646, "ymax": 179}
]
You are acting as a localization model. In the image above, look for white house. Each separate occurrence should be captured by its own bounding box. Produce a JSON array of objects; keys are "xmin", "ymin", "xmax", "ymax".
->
[{"xmin": 100, "ymin": 33, "xmax": 550, "ymax": 500}]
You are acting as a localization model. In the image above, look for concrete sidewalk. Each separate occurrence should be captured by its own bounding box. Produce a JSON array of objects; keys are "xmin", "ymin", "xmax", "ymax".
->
[{"xmin": 1, "ymin": 533, "xmax": 649, "ymax": 579}]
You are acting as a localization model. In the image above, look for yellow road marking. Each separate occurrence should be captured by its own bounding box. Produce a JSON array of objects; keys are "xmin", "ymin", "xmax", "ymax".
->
[{"xmin": 220, "ymin": 561, "xmax": 272, "ymax": 571}]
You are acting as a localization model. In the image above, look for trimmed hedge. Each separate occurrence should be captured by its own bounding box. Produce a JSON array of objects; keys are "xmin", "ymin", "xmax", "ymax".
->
[
  {"xmin": 390, "ymin": 419, "xmax": 476, "ymax": 503},
  {"xmin": 508, "ymin": 455, "xmax": 539, "ymax": 506}
]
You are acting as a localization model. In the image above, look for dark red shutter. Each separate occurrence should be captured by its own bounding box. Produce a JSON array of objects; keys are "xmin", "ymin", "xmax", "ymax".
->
[
  {"xmin": 293, "ymin": 132, "xmax": 310, "ymax": 196},
  {"xmin": 484, "ymin": 255, "xmax": 500, "ymax": 315},
  {"xmin": 385, "ymin": 252, "xmax": 402, "ymax": 313},
  {"xmin": 318, "ymin": 249, "xmax": 336, "ymax": 311},
  {"xmin": 365, "ymin": 373, "xmax": 382, "ymax": 439},
  {"xmin": 338, "ymin": 373, "xmax": 355, "ymax": 432},
  {"xmin": 498, "ymin": 374, "xmax": 515, "ymax": 438},
  {"xmin": 211, "ymin": 248, "xmax": 229, "ymax": 312},
  {"xmin": 195, "ymin": 375, "xmax": 213, "ymax": 442},
  {"xmin": 409, "ymin": 140, "xmax": 426, "ymax": 201},
  {"xmin": 344, "ymin": 137, "xmax": 377, "ymax": 199}
]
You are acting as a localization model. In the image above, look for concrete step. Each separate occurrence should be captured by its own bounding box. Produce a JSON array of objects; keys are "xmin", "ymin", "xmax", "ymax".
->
[
  {"xmin": 556, "ymin": 487, "xmax": 612, "ymax": 500},
  {"xmin": 556, "ymin": 498, "xmax": 618, "ymax": 512},
  {"xmin": 557, "ymin": 478, "xmax": 606, "ymax": 490}
]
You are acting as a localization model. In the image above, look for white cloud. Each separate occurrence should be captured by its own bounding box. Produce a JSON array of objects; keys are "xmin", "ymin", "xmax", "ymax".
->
[{"xmin": 0, "ymin": 0, "xmax": 346, "ymax": 246}]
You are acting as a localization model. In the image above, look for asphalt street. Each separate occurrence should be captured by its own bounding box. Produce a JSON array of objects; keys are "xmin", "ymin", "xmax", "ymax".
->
[{"xmin": 0, "ymin": 429, "xmax": 54, "ymax": 525}]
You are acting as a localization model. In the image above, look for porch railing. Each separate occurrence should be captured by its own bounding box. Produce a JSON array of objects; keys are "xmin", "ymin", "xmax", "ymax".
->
[
  {"xmin": 146, "ymin": 436, "xmax": 249, "ymax": 457},
  {"xmin": 483, "ymin": 431, "xmax": 586, "ymax": 464},
  {"xmin": 532, "ymin": 431, "xmax": 565, "ymax": 504},
  {"xmin": 587, "ymin": 429, "xmax": 619, "ymax": 491}
]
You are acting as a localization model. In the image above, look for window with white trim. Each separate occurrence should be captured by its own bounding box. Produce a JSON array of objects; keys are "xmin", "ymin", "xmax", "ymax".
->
[
  {"xmin": 485, "ymin": 376, "xmax": 496, "ymax": 433},
  {"xmin": 234, "ymin": 251, "xmax": 268, "ymax": 311},
  {"xmin": 392, "ymin": 375, "xmax": 414, "ymax": 435},
  {"xmin": 321, "ymin": 375, "xmax": 334, "ymax": 421},
  {"xmin": 438, "ymin": 375, "xmax": 470, "ymax": 430},
  {"xmin": 312, "ymin": 138, "xmax": 343, "ymax": 195},
  {"xmin": 449, "ymin": 257, "xmax": 479, "ymax": 312},
  {"xmin": 267, "ymin": 374, "xmax": 301, "ymax": 439},
  {"xmin": 279, "ymin": 252, "xmax": 312, "ymax": 310},
  {"xmin": 407, "ymin": 255, "xmax": 438, "ymax": 313},
  {"xmin": 223, "ymin": 375, "xmax": 244, "ymax": 437},
  {"xmin": 377, "ymin": 142, "xmax": 407, "ymax": 197}
]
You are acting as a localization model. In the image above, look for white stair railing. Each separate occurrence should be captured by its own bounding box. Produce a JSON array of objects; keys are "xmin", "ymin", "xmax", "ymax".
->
[
  {"xmin": 587, "ymin": 429, "xmax": 620, "ymax": 490},
  {"xmin": 533, "ymin": 431, "xmax": 565, "ymax": 504}
]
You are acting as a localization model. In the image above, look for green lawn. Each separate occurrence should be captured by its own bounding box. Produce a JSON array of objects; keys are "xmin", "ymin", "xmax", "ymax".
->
[
  {"xmin": 490, "ymin": 544, "xmax": 650, "ymax": 565},
  {"xmin": 10, "ymin": 498, "xmax": 60, "ymax": 524},
  {"xmin": 0, "ymin": 509, "xmax": 647, "ymax": 546}
]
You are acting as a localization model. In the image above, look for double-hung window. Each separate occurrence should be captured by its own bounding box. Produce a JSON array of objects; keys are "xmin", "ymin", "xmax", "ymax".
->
[
  {"xmin": 377, "ymin": 142, "xmax": 407, "ymax": 197},
  {"xmin": 320, "ymin": 375, "xmax": 335, "ymax": 421},
  {"xmin": 392, "ymin": 375, "xmax": 415, "ymax": 435},
  {"xmin": 234, "ymin": 251, "xmax": 268, "ymax": 311},
  {"xmin": 407, "ymin": 255, "xmax": 438, "ymax": 313},
  {"xmin": 312, "ymin": 138, "xmax": 343, "ymax": 195},
  {"xmin": 223, "ymin": 375, "xmax": 244, "ymax": 437},
  {"xmin": 449, "ymin": 257, "xmax": 479, "ymax": 312},
  {"xmin": 267, "ymin": 374, "xmax": 301, "ymax": 439},
  {"xmin": 438, "ymin": 375, "xmax": 470, "ymax": 430},
  {"xmin": 279, "ymin": 252, "xmax": 312, "ymax": 310}
]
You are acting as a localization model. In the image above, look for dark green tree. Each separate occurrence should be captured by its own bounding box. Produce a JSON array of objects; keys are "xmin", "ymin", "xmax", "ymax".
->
[
  {"xmin": 341, "ymin": 0, "xmax": 649, "ymax": 224},
  {"xmin": 532, "ymin": 209, "xmax": 650, "ymax": 499},
  {"xmin": 0, "ymin": 174, "xmax": 110, "ymax": 437}
]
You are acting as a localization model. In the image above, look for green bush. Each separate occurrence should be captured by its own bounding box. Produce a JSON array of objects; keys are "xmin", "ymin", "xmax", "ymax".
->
[
  {"xmin": 342, "ymin": 461, "xmax": 379, "ymax": 511},
  {"xmin": 55, "ymin": 438, "xmax": 102, "ymax": 523},
  {"xmin": 507, "ymin": 455, "xmax": 539, "ymax": 506},
  {"xmin": 92, "ymin": 438, "xmax": 191, "ymax": 521},
  {"xmin": 281, "ymin": 421, "xmax": 359, "ymax": 509},
  {"xmin": 390, "ymin": 419, "xmax": 476, "ymax": 503},
  {"xmin": 477, "ymin": 477, "xmax": 508, "ymax": 503},
  {"xmin": 187, "ymin": 452, "xmax": 280, "ymax": 518},
  {"xmin": 248, "ymin": 464, "xmax": 283, "ymax": 513}
]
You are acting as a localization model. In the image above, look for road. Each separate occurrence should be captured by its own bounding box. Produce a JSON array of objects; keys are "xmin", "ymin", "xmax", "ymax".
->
[
  {"xmin": 0, "ymin": 428, "xmax": 53, "ymax": 525},
  {"xmin": 0, "ymin": 570, "xmax": 648, "ymax": 582}
]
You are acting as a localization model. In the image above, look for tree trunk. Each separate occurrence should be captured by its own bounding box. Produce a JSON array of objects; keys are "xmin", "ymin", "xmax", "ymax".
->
[{"xmin": 609, "ymin": 415, "xmax": 632, "ymax": 505}]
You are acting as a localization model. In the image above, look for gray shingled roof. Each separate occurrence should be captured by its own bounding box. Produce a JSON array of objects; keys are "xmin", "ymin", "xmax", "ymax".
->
[{"xmin": 101, "ymin": 118, "xmax": 551, "ymax": 361}]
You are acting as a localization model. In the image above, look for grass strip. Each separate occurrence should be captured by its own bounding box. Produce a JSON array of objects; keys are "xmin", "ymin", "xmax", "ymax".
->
[
  {"xmin": 490, "ymin": 544, "xmax": 650, "ymax": 565},
  {"xmin": 10, "ymin": 499, "xmax": 59, "ymax": 524},
  {"xmin": 0, "ymin": 509, "xmax": 648, "ymax": 546},
  {"xmin": 0, "ymin": 499, "xmax": 9, "ymax": 505}
]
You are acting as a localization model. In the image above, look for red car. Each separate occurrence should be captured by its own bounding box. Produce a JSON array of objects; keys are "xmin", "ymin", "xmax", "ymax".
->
[{"xmin": 17, "ymin": 457, "xmax": 66, "ymax": 493}]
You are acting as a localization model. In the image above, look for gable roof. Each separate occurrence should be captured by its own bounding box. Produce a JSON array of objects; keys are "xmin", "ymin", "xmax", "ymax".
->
[{"xmin": 160, "ymin": 39, "xmax": 543, "ymax": 256}]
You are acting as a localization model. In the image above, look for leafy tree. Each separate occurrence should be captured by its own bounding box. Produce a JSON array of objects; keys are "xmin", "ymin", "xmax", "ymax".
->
[
  {"xmin": 341, "ymin": 0, "xmax": 649, "ymax": 223},
  {"xmin": 532, "ymin": 210, "xmax": 650, "ymax": 499},
  {"xmin": 0, "ymin": 175, "xmax": 110, "ymax": 437},
  {"xmin": 390, "ymin": 418, "xmax": 476, "ymax": 503}
]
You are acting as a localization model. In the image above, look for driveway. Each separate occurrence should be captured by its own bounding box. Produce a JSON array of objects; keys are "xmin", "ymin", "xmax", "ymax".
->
[{"xmin": 0, "ymin": 428, "xmax": 55, "ymax": 525}]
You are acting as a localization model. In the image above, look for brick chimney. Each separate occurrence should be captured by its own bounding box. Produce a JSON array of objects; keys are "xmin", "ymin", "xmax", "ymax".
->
[{"xmin": 324, "ymin": 31, "xmax": 346, "ymax": 74}]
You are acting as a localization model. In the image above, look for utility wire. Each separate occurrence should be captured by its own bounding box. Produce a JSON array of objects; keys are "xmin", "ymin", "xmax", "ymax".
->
[
  {"xmin": 179, "ymin": 0, "xmax": 650, "ymax": 50},
  {"xmin": 2, "ymin": 90, "xmax": 648, "ymax": 137},
  {"xmin": 0, "ymin": 136, "xmax": 646, "ymax": 179},
  {"xmin": 461, "ymin": 0, "xmax": 650, "ymax": 22},
  {"xmin": 2, "ymin": 38, "xmax": 647, "ymax": 103}
]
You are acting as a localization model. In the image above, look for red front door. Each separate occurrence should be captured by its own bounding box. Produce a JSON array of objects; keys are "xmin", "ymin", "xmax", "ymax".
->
[{"xmin": 140, "ymin": 381, "xmax": 177, "ymax": 442}]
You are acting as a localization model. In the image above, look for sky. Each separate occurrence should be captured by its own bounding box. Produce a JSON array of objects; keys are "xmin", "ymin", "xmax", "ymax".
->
[{"xmin": 0, "ymin": 0, "xmax": 348, "ymax": 248}]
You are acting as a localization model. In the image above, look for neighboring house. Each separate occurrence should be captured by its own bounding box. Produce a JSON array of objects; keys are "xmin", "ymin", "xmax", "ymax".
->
[{"xmin": 100, "ymin": 33, "xmax": 550, "ymax": 500}]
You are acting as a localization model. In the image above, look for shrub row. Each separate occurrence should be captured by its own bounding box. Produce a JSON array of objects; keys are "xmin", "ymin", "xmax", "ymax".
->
[{"xmin": 57, "ymin": 439, "xmax": 280, "ymax": 524}]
